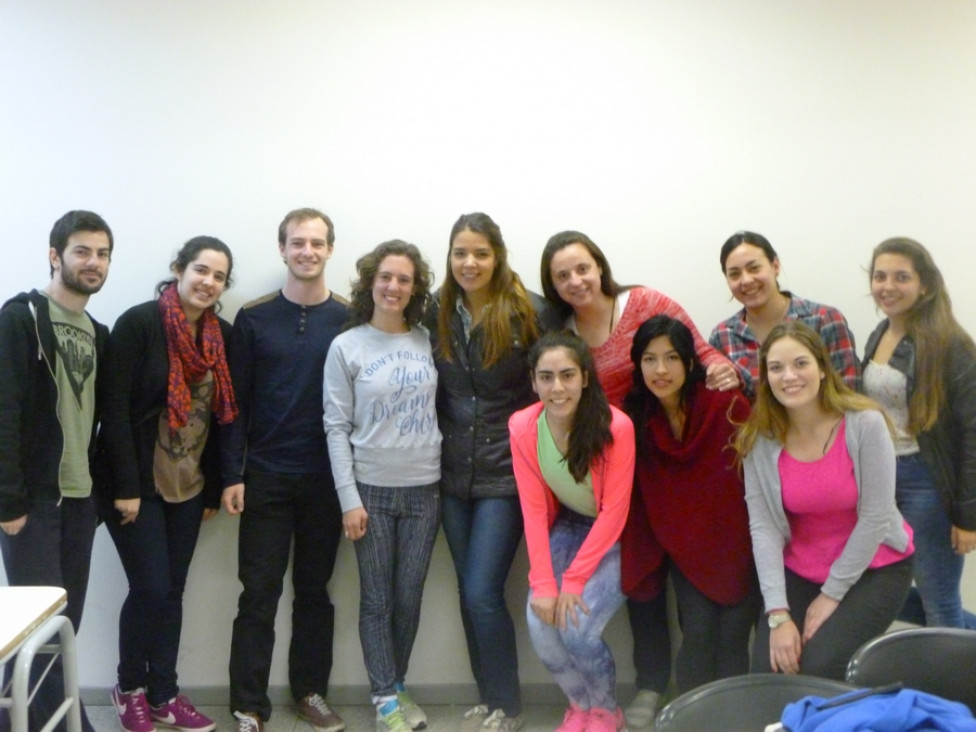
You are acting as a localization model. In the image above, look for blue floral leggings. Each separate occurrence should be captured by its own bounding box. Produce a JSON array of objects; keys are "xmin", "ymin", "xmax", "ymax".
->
[{"xmin": 525, "ymin": 510, "xmax": 625, "ymax": 712}]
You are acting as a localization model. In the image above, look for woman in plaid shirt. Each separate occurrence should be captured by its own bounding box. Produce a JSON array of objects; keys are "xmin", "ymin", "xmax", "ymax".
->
[{"xmin": 709, "ymin": 230, "xmax": 859, "ymax": 400}]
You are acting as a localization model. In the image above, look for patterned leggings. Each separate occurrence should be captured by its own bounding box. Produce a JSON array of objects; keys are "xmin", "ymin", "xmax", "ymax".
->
[{"xmin": 525, "ymin": 510, "xmax": 625, "ymax": 711}]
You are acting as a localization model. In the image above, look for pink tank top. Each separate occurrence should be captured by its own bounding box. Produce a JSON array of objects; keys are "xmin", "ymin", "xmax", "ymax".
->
[{"xmin": 779, "ymin": 419, "xmax": 911, "ymax": 583}]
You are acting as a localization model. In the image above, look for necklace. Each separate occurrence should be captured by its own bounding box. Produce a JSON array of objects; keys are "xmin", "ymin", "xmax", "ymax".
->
[
  {"xmin": 608, "ymin": 296, "xmax": 617, "ymax": 335},
  {"xmin": 823, "ymin": 417, "xmax": 843, "ymax": 455}
]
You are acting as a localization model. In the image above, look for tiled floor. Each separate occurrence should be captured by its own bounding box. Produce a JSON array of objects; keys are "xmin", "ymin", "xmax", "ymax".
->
[{"xmin": 85, "ymin": 703, "xmax": 572, "ymax": 731}]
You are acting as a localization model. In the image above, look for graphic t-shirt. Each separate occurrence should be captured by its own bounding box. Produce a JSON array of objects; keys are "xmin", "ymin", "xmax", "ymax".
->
[
  {"xmin": 44, "ymin": 294, "xmax": 96, "ymax": 497},
  {"xmin": 154, "ymin": 371, "xmax": 213, "ymax": 502}
]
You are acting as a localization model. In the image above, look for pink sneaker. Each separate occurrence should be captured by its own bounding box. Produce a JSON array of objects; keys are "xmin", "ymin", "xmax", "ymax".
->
[
  {"xmin": 556, "ymin": 703, "xmax": 590, "ymax": 732},
  {"xmin": 111, "ymin": 685, "xmax": 155, "ymax": 732},
  {"xmin": 586, "ymin": 707, "xmax": 626, "ymax": 731},
  {"xmin": 150, "ymin": 695, "xmax": 216, "ymax": 731}
]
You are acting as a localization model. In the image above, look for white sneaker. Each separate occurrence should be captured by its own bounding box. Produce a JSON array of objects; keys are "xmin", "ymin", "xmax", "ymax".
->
[
  {"xmin": 460, "ymin": 704, "xmax": 489, "ymax": 732},
  {"xmin": 624, "ymin": 690, "xmax": 660, "ymax": 729},
  {"xmin": 482, "ymin": 708, "xmax": 524, "ymax": 731}
]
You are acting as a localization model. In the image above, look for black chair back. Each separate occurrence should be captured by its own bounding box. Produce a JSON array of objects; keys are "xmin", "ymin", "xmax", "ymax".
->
[
  {"xmin": 845, "ymin": 627, "xmax": 976, "ymax": 712},
  {"xmin": 653, "ymin": 673, "xmax": 856, "ymax": 731}
]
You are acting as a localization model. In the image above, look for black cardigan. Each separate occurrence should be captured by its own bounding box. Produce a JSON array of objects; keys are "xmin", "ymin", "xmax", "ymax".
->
[
  {"xmin": 97, "ymin": 300, "xmax": 232, "ymax": 510},
  {"xmin": 429, "ymin": 291, "xmax": 559, "ymax": 500},
  {"xmin": 862, "ymin": 320, "xmax": 976, "ymax": 530}
]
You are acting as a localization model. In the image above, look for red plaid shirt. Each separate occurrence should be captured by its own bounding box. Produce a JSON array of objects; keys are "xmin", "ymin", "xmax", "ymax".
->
[{"xmin": 708, "ymin": 292, "xmax": 859, "ymax": 400}]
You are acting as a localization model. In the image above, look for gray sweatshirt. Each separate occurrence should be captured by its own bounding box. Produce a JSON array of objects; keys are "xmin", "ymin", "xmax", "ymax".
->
[
  {"xmin": 744, "ymin": 408, "xmax": 911, "ymax": 612},
  {"xmin": 323, "ymin": 323, "xmax": 441, "ymax": 512}
]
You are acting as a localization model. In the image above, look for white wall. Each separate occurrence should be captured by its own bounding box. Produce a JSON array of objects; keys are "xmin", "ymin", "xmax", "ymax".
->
[{"xmin": 2, "ymin": 0, "xmax": 975, "ymax": 700}]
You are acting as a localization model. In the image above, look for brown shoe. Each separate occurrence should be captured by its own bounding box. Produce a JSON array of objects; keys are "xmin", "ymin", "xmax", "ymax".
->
[
  {"xmin": 233, "ymin": 711, "xmax": 265, "ymax": 732},
  {"xmin": 297, "ymin": 693, "xmax": 345, "ymax": 732}
]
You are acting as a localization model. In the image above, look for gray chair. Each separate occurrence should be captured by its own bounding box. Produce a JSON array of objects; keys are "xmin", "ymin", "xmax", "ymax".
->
[
  {"xmin": 845, "ymin": 627, "xmax": 976, "ymax": 713},
  {"xmin": 652, "ymin": 673, "xmax": 857, "ymax": 731}
]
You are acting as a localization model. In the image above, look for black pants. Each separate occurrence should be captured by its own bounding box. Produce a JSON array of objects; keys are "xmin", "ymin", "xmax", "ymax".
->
[
  {"xmin": 671, "ymin": 566, "xmax": 759, "ymax": 693},
  {"xmin": 228, "ymin": 471, "xmax": 342, "ymax": 720},
  {"xmin": 105, "ymin": 491, "xmax": 204, "ymax": 705},
  {"xmin": 628, "ymin": 593, "xmax": 671, "ymax": 694},
  {"xmin": 751, "ymin": 557, "xmax": 913, "ymax": 680},
  {"xmin": 629, "ymin": 566, "xmax": 760, "ymax": 695},
  {"xmin": 0, "ymin": 497, "xmax": 97, "ymax": 732}
]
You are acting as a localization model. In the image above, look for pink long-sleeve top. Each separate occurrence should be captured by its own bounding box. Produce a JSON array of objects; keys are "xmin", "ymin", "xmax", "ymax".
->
[{"xmin": 509, "ymin": 401, "xmax": 635, "ymax": 597}]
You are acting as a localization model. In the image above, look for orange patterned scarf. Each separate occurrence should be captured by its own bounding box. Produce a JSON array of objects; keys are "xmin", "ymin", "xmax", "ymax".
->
[{"xmin": 158, "ymin": 283, "xmax": 237, "ymax": 432}]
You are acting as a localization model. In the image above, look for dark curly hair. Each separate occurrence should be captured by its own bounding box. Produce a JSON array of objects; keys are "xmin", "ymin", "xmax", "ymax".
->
[{"xmin": 347, "ymin": 239, "xmax": 433, "ymax": 329}]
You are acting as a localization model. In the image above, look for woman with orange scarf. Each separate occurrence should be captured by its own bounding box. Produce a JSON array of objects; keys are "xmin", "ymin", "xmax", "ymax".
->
[{"xmin": 99, "ymin": 236, "xmax": 238, "ymax": 732}]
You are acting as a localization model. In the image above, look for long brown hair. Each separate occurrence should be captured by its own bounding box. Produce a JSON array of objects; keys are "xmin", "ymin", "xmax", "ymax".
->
[
  {"xmin": 870, "ymin": 237, "xmax": 976, "ymax": 434},
  {"xmin": 540, "ymin": 231, "xmax": 630, "ymax": 320},
  {"xmin": 437, "ymin": 213, "xmax": 539, "ymax": 367},
  {"xmin": 529, "ymin": 330, "xmax": 613, "ymax": 482},
  {"xmin": 735, "ymin": 321, "xmax": 885, "ymax": 458}
]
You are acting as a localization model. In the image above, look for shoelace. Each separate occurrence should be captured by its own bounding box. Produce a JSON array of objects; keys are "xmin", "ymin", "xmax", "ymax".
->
[
  {"xmin": 234, "ymin": 711, "xmax": 260, "ymax": 731},
  {"xmin": 307, "ymin": 693, "xmax": 331, "ymax": 714},
  {"xmin": 170, "ymin": 696, "xmax": 204, "ymax": 720},
  {"xmin": 381, "ymin": 706, "xmax": 411, "ymax": 732},
  {"xmin": 483, "ymin": 709, "xmax": 511, "ymax": 729},
  {"xmin": 126, "ymin": 692, "xmax": 152, "ymax": 724},
  {"xmin": 464, "ymin": 704, "xmax": 489, "ymax": 720}
]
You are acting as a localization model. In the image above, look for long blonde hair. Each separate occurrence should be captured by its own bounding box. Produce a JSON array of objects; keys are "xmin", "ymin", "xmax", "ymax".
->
[
  {"xmin": 735, "ymin": 321, "xmax": 887, "ymax": 458},
  {"xmin": 870, "ymin": 237, "xmax": 976, "ymax": 434}
]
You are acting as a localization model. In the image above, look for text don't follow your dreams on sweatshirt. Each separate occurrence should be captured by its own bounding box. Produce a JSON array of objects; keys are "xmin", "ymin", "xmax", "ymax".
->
[{"xmin": 323, "ymin": 323, "xmax": 442, "ymax": 512}]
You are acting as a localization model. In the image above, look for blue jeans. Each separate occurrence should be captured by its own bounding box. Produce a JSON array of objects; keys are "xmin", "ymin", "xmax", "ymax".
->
[
  {"xmin": 0, "ymin": 497, "xmax": 97, "ymax": 732},
  {"xmin": 355, "ymin": 482, "xmax": 440, "ymax": 699},
  {"xmin": 895, "ymin": 454, "xmax": 976, "ymax": 628},
  {"xmin": 106, "ymin": 491, "xmax": 204, "ymax": 706},
  {"xmin": 441, "ymin": 494, "xmax": 523, "ymax": 716},
  {"xmin": 229, "ymin": 471, "xmax": 343, "ymax": 720},
  {"xmin": 526, "ymin": 511, "xmax": 625, "ymax": 712}
]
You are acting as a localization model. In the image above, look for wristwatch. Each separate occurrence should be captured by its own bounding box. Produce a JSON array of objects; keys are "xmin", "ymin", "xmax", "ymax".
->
[{"xmin": 768, "ymin": 611, "xmax": 792, "ymax": 629}]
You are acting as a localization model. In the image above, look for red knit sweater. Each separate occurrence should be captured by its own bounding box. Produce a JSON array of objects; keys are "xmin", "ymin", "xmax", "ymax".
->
[{"xmin": 621, "ymin": 382, "xmax": 754, "ymax": 605}]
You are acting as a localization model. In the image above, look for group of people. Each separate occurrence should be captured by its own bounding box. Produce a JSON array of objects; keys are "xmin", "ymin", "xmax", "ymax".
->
[{"xmin": 0, "ymin": 210, "xmax": 973, "ymax": 732}]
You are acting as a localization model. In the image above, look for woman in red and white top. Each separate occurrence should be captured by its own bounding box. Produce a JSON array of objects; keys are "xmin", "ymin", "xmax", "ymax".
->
[{"xmin": 540, "ymin": 230, "xmax": 739, "ymax": 726}]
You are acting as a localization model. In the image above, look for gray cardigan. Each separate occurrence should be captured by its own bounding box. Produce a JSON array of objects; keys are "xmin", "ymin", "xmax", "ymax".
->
[{"xmin": 744, "ymin": 409, "xmax": 911, "ymax": 612}]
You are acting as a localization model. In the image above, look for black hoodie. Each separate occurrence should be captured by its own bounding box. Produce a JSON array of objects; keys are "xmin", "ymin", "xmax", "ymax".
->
[{"xmin": 0, "ymin": 289, "xmax": 108, "ymax": 521}]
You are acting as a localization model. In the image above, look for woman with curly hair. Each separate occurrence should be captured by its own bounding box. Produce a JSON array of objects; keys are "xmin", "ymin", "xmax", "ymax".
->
[{"xmin": 323, "ymin": 240, "xmax": 441, "ymax": 732}]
